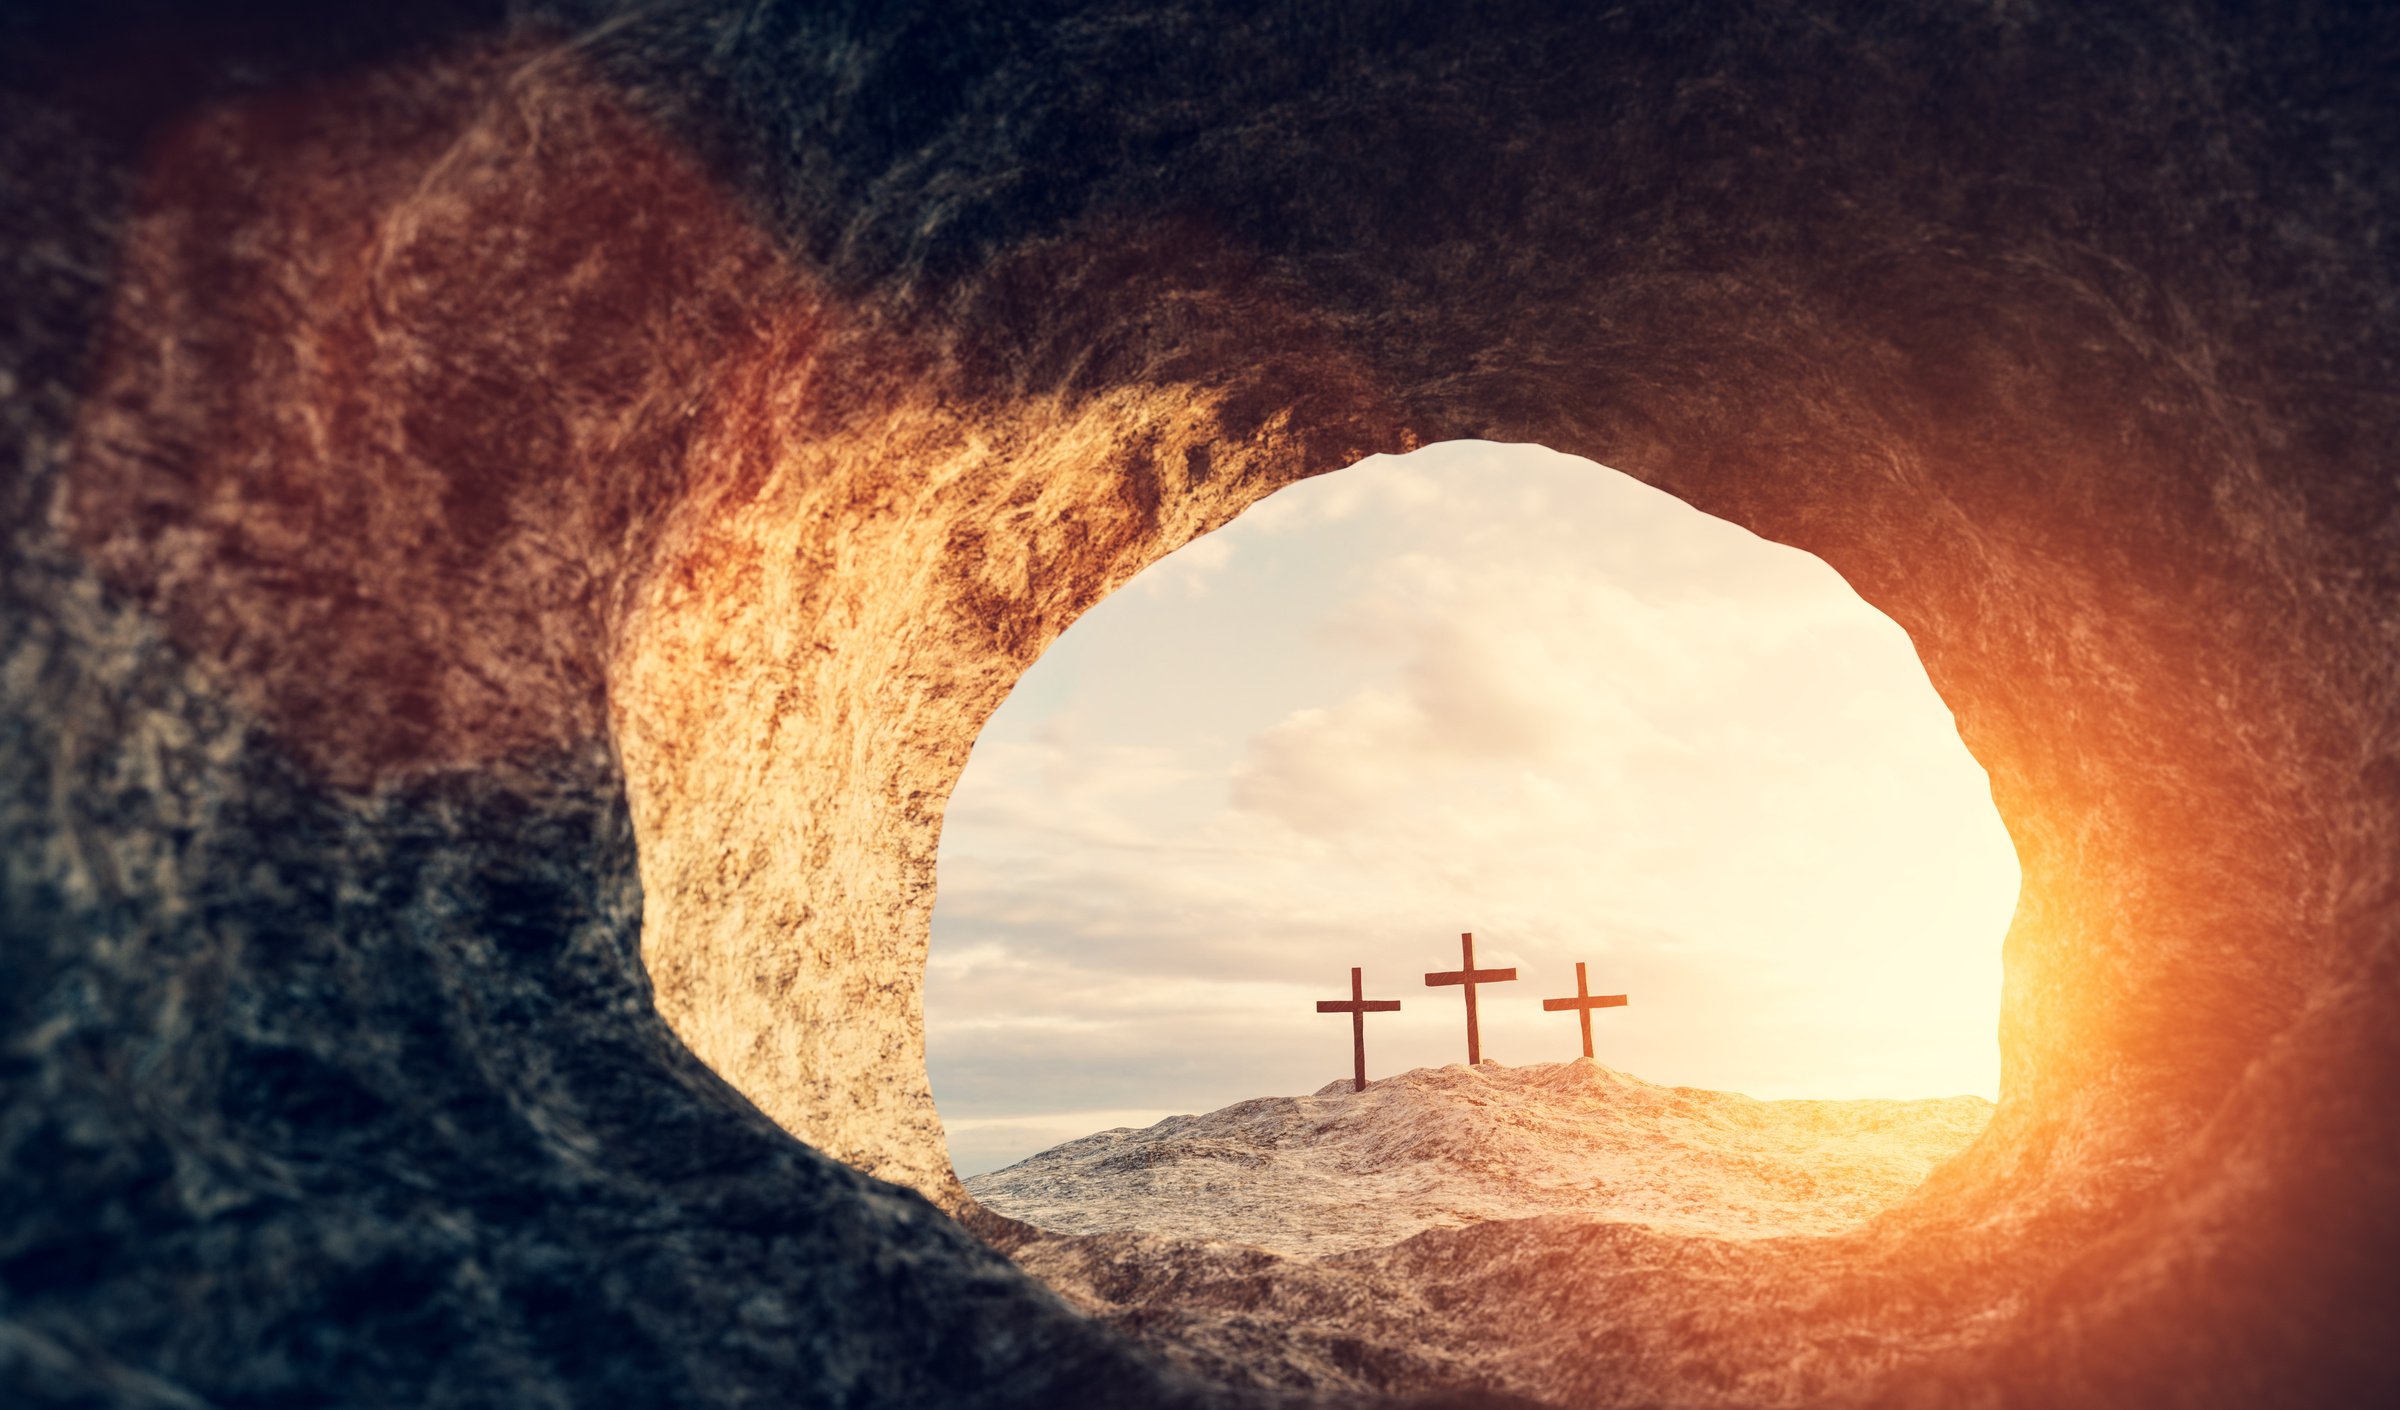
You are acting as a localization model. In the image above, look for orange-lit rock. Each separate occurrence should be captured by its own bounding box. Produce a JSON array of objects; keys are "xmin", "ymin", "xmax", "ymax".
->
[{"xmin": 3, "ymin": 3, "xmax": 2394, "ymax": 1407}]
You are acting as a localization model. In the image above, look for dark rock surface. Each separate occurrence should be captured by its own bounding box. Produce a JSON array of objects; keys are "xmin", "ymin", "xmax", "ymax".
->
[{"xmin": 4, "ymin": 2, "xmax": 2395, "ymax": 1406}]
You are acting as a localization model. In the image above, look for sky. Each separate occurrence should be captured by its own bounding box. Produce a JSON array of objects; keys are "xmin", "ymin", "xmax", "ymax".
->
[{"xmin": 925, "ymin": 442, "xmax": 2021, "ymax": 1178}]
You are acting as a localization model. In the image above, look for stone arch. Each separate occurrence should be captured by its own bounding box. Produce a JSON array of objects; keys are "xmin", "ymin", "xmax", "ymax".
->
[{"xmin": 5, "ymin": 2, "xmax": 2393, "ymax": 1406}]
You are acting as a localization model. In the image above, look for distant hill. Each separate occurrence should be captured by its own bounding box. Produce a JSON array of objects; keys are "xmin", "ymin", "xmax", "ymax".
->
[{"xmin": 967, "ymin": 1060, "xmax": 1991, "ymax": 1257}]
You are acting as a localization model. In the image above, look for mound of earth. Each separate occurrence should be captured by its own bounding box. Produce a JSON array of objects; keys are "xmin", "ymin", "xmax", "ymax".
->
[{"xmin": 967, "ymin": 1060, "xmax": 1991, "ymax": 1257}]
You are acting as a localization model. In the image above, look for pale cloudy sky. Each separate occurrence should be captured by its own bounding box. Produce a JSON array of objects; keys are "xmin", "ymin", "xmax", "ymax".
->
[{"xmin": 925, "ymin": 442, "xmax": 2021, "ymax": 1177}]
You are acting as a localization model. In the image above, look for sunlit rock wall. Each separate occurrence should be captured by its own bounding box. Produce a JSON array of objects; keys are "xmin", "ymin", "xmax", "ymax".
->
[{"xmin": 4, "ymin": 1, "xmax": 2392, "ymax": 1406}]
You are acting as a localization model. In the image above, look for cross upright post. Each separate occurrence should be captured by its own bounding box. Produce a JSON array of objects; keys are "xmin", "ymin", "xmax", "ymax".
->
[
  {"xmin": 1424, "ymin": 932, "xmax": 1517, "ymax": 1065},
  {"xmin": 1315, "ymin": 967, "xmax": 1402, "ymax": 1092},
  {"xmin": 1541, "ymin": 960, "xmax": 1628, "ymax": 1059}
]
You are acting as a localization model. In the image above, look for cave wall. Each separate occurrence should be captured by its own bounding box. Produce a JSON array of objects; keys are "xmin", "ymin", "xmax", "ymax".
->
[{"xmin": 4, "ymin": 1, "xmax": 2395, "ymax": 1406}]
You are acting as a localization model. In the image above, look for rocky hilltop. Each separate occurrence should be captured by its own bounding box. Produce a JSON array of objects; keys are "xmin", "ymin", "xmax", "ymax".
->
[
  {"xmin": 967, "ymin": 1065, "xmax": 1999, "ymax": 1404},
  {"xmin": 971, "ymin": 1062, "xmax": 1990, "ymax": 1257}
]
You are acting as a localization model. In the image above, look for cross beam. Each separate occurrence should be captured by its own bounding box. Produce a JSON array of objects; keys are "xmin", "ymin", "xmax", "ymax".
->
[
  {"xmin": 1424, "ymin": 932, "xmax": 1517, "ymax": 1065},
  {"xmin": 1315, "ymin": 966, "xmax": 1402, "ymax": 1092},
  {"xmin": 1541, "ymin": 960, "xmax": 1628, "ymax": 1059}
]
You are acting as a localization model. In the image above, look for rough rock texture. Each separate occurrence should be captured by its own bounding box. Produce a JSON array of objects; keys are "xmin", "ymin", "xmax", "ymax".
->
[
  {"xmin": 970, "ymin": 1062, "xmax": 1993, "ymax": 1256},
  {"xmin": 4, "ymin": 1, "xmax": 2396, "ymax": 1407}
]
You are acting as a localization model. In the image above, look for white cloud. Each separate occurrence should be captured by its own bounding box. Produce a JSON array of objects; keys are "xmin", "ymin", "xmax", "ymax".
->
[
  {"xmin": 1133, "ymin": 531, "xmax": 1235, "ymax": 598},
  {"xmin": 1239, "ymin": 463, "xmax": 1408, "ymax": 532}
]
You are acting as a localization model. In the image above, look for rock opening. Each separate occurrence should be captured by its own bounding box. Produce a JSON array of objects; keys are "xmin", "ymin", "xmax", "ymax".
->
[{"xmin": 926, "ymin": 442, "xmax": 2018, "ymax": 1196}]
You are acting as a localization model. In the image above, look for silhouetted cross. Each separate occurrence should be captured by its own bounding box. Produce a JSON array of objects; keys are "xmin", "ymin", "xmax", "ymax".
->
[
  {"xmin": 1424, "ymin": 932, "xmax": 1517, "ymax": 1065},
  {"xmin": 1316, "ymin": 967, "xmax": 1403, "ymax": 1092},
  {"xmin": 1541, "ymin": 960, "xmax": 1628, "ymax": 1060}
]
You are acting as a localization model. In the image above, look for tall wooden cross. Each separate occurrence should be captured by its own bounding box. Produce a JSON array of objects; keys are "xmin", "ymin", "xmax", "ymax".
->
[
  {"xmin": 1315, "ymin": 966, "xmax": 1402, "ymax": 1092},
  {"xmin": 1424, "ymin": 932, "xmax": 1517, "ymax": 1065},
  {"xmin": 1542, "ymin": 960, "xmax": 1628, "ymax": 1059}
]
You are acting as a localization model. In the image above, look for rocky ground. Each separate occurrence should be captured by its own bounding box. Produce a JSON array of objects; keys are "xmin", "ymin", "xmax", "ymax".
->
[
  {"xmin": 970, "ymin": 1061, "xmax": 1992, "ymax": 1257},
  {"xmin": 964, "ymin": 1063, "xmax": 1995, "ymax": 1403}
]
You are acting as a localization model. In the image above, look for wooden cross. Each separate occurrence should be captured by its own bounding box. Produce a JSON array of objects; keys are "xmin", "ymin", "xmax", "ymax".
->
[
  {"xmin": 1424, "ymin": 932, "xmax": 1517, "ymax": 1065},
  {"xmin": 1542, "ymin": 960, "xmax": 1628, "ymax": 1059},
  {"xmin": 1315, "ymin": 967, "xmax": 1402, "ymax": 1092}
]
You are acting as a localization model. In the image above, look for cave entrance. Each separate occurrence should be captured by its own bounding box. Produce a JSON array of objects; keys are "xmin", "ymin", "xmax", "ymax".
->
[{"xmin": 926, "ymin": 442, "xmax": 2019, "ymax": 1250}]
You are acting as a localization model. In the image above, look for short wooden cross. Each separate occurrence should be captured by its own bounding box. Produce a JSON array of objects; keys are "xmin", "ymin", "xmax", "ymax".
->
[
  {"xmin": 1541, "ymin": 960, "xmax": 1628, "ymax": 1059},
  {"xmin": 1424, "ymin": 932, "xmax": 1517, "ymax": 1065},
  {"xmin": 1316, "ymin": 966, "xmax": 1402, "ymax": 1092}
]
